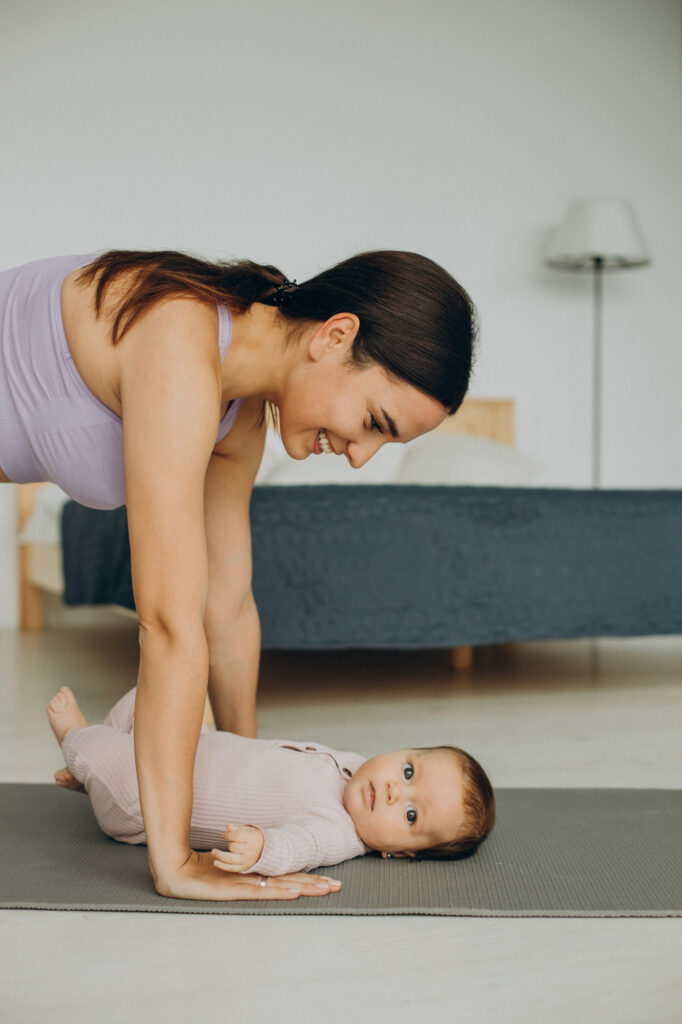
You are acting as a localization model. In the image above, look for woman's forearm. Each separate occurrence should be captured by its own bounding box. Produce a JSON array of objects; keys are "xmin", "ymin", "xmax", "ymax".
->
[
  {"xmin": 206, "ymin": 596, "xmax": 260, "ymax": 737},
  {"xmin": 133, "ymin": 624, "xmax": 209, "ymax": 888}
]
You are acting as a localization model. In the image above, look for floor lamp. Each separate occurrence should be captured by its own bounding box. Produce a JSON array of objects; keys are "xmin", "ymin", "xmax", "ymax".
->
[{"xmin": 545, "ymin": 199, "xmax": 650, "ymax": 488}]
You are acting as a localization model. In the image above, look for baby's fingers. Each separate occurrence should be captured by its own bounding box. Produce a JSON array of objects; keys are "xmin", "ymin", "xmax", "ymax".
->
[
  {"xmin": 224, "ymin": 823, "xmax": 251, "ymax": 839},
  {"xmin": 212, "ymin": 848, "xmax": 248, "ymax": 872}
]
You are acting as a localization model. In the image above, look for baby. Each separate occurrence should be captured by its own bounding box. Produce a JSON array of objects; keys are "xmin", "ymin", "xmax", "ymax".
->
[{"xmin": 47, "ymin": 685, "xmax": 495, "ymax": 876}]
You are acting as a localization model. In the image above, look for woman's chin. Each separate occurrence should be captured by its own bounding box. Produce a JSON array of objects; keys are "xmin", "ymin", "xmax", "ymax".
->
[{"xmin": 281, "ymin": 432, "xmax": 311, "ymax": 460}]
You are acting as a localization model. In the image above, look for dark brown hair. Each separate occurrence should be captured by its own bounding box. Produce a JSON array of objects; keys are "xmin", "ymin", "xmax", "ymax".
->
[
  {"xmin": 78, "ymin": 248, "xmax": 477, "ymax": 414},
  {"xmin": 415, "ymin": 746, "xmax": 496, "ymax": 861}
]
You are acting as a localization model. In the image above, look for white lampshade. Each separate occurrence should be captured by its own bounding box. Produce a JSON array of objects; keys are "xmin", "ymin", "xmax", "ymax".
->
[{"xmin": 545, "ymin": 198, "xmax": 651, "ymax": 270}]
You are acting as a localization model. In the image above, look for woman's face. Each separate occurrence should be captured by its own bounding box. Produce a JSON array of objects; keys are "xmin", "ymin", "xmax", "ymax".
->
[{"xmin": 277, "ymin": 314, "xmax": 448, "ymax": 467}]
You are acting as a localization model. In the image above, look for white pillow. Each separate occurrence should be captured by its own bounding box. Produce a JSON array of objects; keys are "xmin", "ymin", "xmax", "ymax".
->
[
  {"xmin": 265, "ymin": 435, "xmax": 405, "ymax": 485},
  {"xmin": 396, "ymin": 433, "xmax": 545, "ymax": 486}
]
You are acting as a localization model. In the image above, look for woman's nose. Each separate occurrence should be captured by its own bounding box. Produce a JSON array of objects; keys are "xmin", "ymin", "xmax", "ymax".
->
[{"xmin": 346, "ymin": 436, "xmax": 385, "ymax": 469}]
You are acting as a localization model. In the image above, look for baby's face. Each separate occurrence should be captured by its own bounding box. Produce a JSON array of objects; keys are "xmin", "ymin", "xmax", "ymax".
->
[{"xmin": 342, "ymin": 748, "xmax": 465, "ymax": 856}]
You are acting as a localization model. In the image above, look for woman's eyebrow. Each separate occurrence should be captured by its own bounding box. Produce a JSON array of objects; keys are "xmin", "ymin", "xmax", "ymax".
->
[{"xmin": 381, "ymin": 408, "xmax": 400, "ymax": 439}]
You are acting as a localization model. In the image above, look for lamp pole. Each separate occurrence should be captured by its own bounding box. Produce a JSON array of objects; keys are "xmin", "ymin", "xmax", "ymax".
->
[
  {"xmin": 544, "ymin": 198, "xmax": 650, "ymax": 490},
  {"xmin": 592, "ymin": 256, "xmax": 603, "ymax": 489}
]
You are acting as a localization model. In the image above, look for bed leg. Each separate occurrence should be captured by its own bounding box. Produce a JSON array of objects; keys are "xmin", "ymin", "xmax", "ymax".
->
[
  {"xmin": 448, "ymin": 645, "xmax": 474, "ymax": 671},
  {"xmin": 19, "ymin": 548, "xmax": 45, "ymax": 631}
]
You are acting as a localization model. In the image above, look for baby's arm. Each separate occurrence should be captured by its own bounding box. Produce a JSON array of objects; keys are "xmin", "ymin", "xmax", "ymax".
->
[{"xmin": 212, "ymin": 813, "xmax": 367, "ymax": 876}]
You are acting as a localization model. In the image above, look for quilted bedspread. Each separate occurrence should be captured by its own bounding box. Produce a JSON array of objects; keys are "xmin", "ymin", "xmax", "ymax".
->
[{"xmin": 62, "ymin": 485, "xmax": 682, "ymax": 648}]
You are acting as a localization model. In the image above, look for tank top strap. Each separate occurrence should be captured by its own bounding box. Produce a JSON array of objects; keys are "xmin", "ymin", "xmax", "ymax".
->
[
  {"xmin": 216, "ymin": 303, "xmax": 233, "ymax": 362},
  {"xmin": 215, "ymin": 303, "xmax": 243, "ymax": 441}
]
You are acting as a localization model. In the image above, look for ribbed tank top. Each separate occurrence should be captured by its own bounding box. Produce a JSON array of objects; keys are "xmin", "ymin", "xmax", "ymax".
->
[{"xmin": 0, "ymin": 254, "xmax": 242, "ymax": 508}]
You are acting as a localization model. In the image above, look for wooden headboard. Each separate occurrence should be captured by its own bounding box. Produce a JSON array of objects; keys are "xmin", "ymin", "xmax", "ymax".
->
[{"xmin": 437, "ymin": 397, "xmax": 514, "ymax": 444}]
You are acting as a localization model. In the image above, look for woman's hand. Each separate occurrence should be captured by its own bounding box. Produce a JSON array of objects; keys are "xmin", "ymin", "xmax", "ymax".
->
[{"xmin": 154, "ymin": 851, "xmax": 342, "ymax": 902}]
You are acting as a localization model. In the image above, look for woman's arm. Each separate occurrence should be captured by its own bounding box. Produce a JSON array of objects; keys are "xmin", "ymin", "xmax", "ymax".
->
[
  {"xmin": 117, "ymin": 301, "xmax": 337, "ymax": 900},
  {"xmin": 203, "ymin": 397, "xmax": 266, "ymax": 736},
  {"xmin": 120, "ymin": 299, "xmax": 218, "ymax": 892}
]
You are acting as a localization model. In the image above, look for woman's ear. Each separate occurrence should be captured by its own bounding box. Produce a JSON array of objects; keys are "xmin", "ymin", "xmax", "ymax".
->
[{"xmin": 308, "ymin": 313, "xmax": 359, "ymax": 361}]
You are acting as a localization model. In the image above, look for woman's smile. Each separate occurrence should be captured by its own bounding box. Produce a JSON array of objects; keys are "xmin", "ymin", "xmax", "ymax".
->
[{"xmin": 316, "ymin": 429, "xmax": 336, "ymax": 454}]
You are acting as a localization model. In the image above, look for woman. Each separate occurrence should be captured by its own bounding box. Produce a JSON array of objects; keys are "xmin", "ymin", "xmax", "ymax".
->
[{"xmin": 0, "ymin": 248, "xmax": 477, "ymax": 900}]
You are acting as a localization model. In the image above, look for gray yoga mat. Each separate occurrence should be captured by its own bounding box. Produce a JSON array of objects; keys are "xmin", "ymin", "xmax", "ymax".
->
[{"xmin": 1, "ymin": 785, "xmax": 679, "ymax": 916}]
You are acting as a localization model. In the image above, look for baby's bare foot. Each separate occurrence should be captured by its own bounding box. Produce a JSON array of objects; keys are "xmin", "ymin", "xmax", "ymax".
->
[
  {"xmin": 46, "ymin": 686, "xmax": 88, "ymax": 746},
  {"xmin": 53, "ymin": 767, "xmax": 86, "ymax": 793}
]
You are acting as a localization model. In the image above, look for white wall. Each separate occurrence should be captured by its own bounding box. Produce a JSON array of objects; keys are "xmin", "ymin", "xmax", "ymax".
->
[{"xmin": 1, "ymin": 0, "xmax": 680, "ymax": 626}]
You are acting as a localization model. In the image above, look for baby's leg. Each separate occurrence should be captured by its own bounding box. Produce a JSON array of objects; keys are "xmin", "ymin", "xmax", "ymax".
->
[
  {"xmin": 103, "ymin": 686, "xmax": 137, "ymax": 733},
  {"xmin": 101, "ymin": 686, "xmax": 211, "ymax": 735},
  {"xmin": 61, "ymin": 723, "xmax": 146, "ymax": 844},
  {"xmin": 46, "ymin": 686, "xmax": 145, "ymax": 842},
  {"xmin": 103, "ymin": 684, "xmax": 212, "ymax": 735}
]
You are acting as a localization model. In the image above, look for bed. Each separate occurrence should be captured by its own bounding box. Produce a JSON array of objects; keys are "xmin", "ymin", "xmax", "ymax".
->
[{"xmin": 17, "ymin": 398, "xmax": 682, "ymax": 665}]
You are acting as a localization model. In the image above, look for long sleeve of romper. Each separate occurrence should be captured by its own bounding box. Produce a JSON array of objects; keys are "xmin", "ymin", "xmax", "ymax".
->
[{"xmin": 251, "ymin": 811, "xmax": 368, "ymax": 876}]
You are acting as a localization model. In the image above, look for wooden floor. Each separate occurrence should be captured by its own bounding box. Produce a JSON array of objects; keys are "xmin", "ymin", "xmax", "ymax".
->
[{"xmin": 1, "ymin": 626, "xmax": 681, "ymax": 1024}]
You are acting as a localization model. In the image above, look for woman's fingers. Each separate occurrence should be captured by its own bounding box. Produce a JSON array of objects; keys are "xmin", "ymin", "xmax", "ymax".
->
[
  {"xmin": 242, "ymin": 875, "xmax": 340, "ymax": 899},
  {"xmin": 277, "ymin": 871, "xmax": 342, "ymax": 888},
  {"xmin": 209, "ymin": 860, "xmax": 343, "ymax": 894}
]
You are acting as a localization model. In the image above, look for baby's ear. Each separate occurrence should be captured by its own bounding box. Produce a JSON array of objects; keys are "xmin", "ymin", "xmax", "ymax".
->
[{"xmin": 381, "ymin": 851, "xmax": 417, "ymax": 860}]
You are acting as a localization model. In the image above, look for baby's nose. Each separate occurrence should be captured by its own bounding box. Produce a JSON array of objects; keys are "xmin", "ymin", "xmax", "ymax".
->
[{"xmin": 386, "ymin": 780, "xmax": 400, "ymax": 804}]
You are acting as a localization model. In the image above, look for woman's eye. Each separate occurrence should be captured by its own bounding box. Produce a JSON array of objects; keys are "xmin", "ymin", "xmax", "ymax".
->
[
  {"xmin": 406, "ymin": 806, "xmax": 417, "ymax": 825},
  {"xmin": 370, "ymin": 415, "xmax": 384, "ymax": 433},
  {"xmin": 403, "ymin": 762, "xmax": 414, "ymax": 781}
]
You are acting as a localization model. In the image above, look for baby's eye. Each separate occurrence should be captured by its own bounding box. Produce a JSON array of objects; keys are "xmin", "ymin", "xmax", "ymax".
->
[
  {"xmin": 406, "ymin": 806, "xmax": 417, "ymax": 825},
  {"xmin": 370, "ymin": 415, "xmax": 384, "ymax": 433},
  {"xmin": 403, "ymin": 762, "xmax": 414, "ymax": 781}
]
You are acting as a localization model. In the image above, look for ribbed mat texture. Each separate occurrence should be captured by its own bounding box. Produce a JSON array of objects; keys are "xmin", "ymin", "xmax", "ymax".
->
[{"xmin": 1, "ymin": 786, "xmax": 679, "ymax": 916}]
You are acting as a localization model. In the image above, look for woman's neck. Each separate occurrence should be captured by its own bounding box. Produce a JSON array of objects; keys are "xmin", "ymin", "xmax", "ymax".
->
[{"xmin": 220, "ymin": 303, "xmax": 298, "ymax": 405}]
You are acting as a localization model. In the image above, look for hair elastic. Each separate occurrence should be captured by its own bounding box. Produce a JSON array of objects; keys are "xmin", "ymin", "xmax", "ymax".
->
[{"xmin": 271, "ymin": 280, "xmax": 298, "ymax": 306}]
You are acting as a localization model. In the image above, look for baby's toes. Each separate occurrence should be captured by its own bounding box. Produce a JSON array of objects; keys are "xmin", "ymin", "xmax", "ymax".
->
[{"xmin": 48, "ymin": 688, "xmax": 70, "ymax": 712}]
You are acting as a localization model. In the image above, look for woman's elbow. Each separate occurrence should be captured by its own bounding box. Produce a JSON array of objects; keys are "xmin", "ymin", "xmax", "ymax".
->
[{"xmin": 137, "ymin": 609, "xmax": 207, "ymax": 656}]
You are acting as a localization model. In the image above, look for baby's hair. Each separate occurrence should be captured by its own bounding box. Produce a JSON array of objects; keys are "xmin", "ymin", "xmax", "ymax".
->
[{"xmin": 415, "ymin": 746, "xmax": 496, "ymax": 861}]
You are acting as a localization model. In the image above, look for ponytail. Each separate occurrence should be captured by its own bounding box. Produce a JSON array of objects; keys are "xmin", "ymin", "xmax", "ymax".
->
[
  {"xmin": 79, "ymin": 247, "xmax": 477, "ymax": 413},
  {"xmin": 78, "ymin": 250, "xmax": 290, "ymax": 345}
]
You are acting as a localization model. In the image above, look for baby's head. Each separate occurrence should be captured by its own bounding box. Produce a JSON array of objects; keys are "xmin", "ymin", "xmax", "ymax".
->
[{"xmin": 342, "ymin": 746, "xmax": 495, "ymax": 860}]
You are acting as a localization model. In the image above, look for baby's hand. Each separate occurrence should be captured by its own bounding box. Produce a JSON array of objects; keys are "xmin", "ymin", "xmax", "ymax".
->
[{"xmin": 212, "ymin": 823, "xmax": 265, "ymax": 874}]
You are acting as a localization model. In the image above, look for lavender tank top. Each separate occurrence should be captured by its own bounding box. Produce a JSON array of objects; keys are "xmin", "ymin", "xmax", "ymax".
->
[{"xmin": 0, "ymin": 254, "xmax": 242, "ymax": 509}]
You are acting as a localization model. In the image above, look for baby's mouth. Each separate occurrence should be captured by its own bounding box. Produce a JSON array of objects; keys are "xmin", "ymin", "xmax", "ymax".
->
[{"xmin": 366, "ymin": 781, "xmax": 375, "ymax": 811}]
